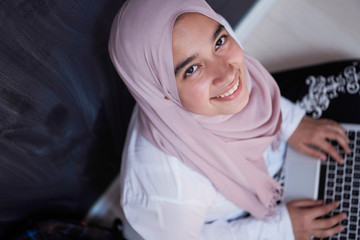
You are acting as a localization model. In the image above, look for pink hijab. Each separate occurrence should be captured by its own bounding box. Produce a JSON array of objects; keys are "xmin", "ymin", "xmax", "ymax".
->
[{"xmin": 109, "ymin": 0, "xmax": 282, "ymax": 219}]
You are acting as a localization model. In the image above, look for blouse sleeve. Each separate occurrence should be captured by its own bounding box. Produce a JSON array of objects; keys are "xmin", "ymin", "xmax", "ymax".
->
[
  {"xmin": 201, "ymin": 204, "xmax": 294, "ymax": 240},
  {"xmin": 123, "ymin": 197, "xmax": 208, "ymax": 239},
  {"xmin": 280, "ymin": 97, "xmax": 306, "ymax": 141}
]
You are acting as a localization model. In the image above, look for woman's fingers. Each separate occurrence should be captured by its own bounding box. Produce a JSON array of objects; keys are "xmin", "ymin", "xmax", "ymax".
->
[
  {"xmin": 325, "ymin": 124, "xmax": 351, "ymax": 154},
  {"xmin": 288, "ymin": 200, "xmax": 339, "ymax": 222},
  {"xmin": 288, "ymin": 199, "xmax": 323, "ymax": 208},
  {"xmin": 316, "ymin": 140, "xmax": 343, "ymax": 164},
  {"xmin": 313, "ymin": 224, "xmax": 345, "ymax": 239},
  {"xmin": 287, "ymin": 200, "xmax": 347, "ymax": 239},
  {"xmin": 313, "ymin": 212, "xmax": 347, "ymax": 229},
  {"xmin": 312, "ymin": 212, "xmax": 346, "ymax": 239},
  {"xmin": 300, "ymin": 143, "xmax": 327, "ymax": 161},
  {"xmin": 311, "ymin": 201, "xmax": 339, "ymax": 218},
  {"xmin": 290, "ymin": 116, "xmax": 351, "ymax": 164}
]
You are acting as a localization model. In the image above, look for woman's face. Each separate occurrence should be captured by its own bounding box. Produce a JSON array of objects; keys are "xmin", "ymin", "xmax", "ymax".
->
[{"xmin": 172, "ymin": 13, "xmax": 249, "ymax": 116}]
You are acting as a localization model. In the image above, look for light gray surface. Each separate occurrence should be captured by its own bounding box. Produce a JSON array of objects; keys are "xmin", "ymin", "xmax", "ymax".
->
[
  {"xmin": 284, "ymin": 145, "xmax": 321, "ymax": 202},
  {"xmin": 241, "ymin": 0, "xmax": 360, "ymax": 72}
]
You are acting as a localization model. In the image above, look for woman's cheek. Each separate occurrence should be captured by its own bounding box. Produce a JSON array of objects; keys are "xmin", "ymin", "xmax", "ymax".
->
[
  {"xmin": 191, "ymin": 78, "xmax": 210, "ymax": 99},
  {"xmin": 180, "ymin": 79, "xmax": 210, "ymax": 113}
]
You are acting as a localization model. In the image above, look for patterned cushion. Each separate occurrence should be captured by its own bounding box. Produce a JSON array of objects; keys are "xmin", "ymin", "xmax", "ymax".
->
[{"xmin": 272, "ymin": 60, "xmax": 360, "ymax": 122}]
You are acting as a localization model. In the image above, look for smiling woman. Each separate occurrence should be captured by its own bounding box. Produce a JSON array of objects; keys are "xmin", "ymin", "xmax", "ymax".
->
[
  {"xmin": 172, "ymin": 13, "xmax": 249, "ymax": 116},
  {"xmin": 108, "ymin": 0, "xmax": 350, "ymax": 239}
]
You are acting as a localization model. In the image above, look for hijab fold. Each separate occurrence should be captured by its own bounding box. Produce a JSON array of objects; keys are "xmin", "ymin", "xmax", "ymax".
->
[{"xmin": 109, "ymin": 0, "xmax": 283, "ymax": 219}]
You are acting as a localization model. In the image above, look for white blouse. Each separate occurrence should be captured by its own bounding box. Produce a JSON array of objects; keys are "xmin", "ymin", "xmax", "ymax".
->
[{"xmin": 120, "ymin": 97, "xmax": 305, "ymax": 240}]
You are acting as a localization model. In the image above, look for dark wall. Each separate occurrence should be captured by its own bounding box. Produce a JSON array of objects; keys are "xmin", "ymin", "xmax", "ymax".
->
[
  {"xmin": 207, "ymin": 0, "xmax": 256, "ymax": 27},
  {"xmin": 0, "ymin": 0, "xmax": 254, "ymax": 237},
  {"xmin": 0, "ymin": 0, "xmax": 132, "ymax": 237}
]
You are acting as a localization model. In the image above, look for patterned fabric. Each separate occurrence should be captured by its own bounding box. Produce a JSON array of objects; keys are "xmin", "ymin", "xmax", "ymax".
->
[
  {"xmin": 273, "ymin": 60, "xmax": 360, "ymax": 123},
  {"xmin": 296, "ymin": 61, "xmax": 360, "ymax": 119}
]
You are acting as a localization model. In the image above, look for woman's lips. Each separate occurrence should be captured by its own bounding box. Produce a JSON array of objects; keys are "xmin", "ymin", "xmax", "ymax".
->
[
  {"xmin": 216, "ymin": 79, "xmax": 239, "ymax": 98},
  {"xmin": 212, "ymin": 77, "xmax": 242, "ymax": 101}
]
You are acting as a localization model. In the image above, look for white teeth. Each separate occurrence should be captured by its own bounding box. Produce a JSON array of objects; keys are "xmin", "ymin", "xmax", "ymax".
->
[{"xmin": 218, "ymin": 80, "xmax": 239, "ymax": 98}]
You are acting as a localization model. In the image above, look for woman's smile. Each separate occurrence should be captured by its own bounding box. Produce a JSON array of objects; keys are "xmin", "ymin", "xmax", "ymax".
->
[
  {"xmin": 215, "ymin": 79, "xmax": 239, "ymax": 98},
  {"xmin": 212, "ymin": 75, "xmax": 242, "ymax": 101}
]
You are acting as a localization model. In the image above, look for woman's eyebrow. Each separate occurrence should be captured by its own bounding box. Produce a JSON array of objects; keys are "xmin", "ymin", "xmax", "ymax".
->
[
  {"xmin": 213, "ymin": 24, "xmax": 225, "ymax": 42},
  {"xmin": 174, "ymin": 24, "xmax": 225, "ymax": 76},
  {"xmin": 174, "ymin": 55, "xmax": 197, "ymax": 76}
]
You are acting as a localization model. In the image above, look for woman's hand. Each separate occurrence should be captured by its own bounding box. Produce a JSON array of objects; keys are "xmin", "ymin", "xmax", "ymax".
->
[
  {"xmin": 287, "ymin": 200, "xmax": 346, "ymax": 240},
  {"xmin": 288, "ymin": 116, "xmax": 350, "ymax": 164}
]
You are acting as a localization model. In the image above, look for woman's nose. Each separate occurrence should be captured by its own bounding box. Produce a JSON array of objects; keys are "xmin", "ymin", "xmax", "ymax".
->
[{"xmin": 210, "ymin": 59, "xmax": 235, "ymax": 86}]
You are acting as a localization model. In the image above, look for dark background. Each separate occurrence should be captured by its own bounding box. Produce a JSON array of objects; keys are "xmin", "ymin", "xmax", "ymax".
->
[{"xmin": 0, "ymin": 0, "xmax": 255, "ymax": 237}]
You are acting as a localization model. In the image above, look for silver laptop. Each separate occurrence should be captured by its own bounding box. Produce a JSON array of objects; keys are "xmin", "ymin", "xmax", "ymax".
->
[{"xmin": 284, "ymin": 123, "xmax": 360, "ymax": 240}]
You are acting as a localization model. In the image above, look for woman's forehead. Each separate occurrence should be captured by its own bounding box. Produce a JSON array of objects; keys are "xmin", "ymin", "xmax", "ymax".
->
[
  {"xmin": 172, "ymin": 13, "xmax": 223, "ymax": 60},
  {"xmin": 172, "ymin": 13, "xmax": 221, "ymax": 50}
]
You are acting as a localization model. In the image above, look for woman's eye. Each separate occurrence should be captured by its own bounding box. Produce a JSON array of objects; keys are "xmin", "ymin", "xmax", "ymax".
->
[
  {"xmin": 184, "ymin": 65, "xmax": 198, "ymax": 78},
  {"xmin": 215, "ymin": 36, "xmax": 226, "ymax": 49}
]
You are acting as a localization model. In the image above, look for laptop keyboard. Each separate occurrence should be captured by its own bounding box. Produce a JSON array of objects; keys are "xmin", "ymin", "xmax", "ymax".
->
[{"xmin": 316, "ymin": 130, "xmax": 360, "ymax": 240}]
